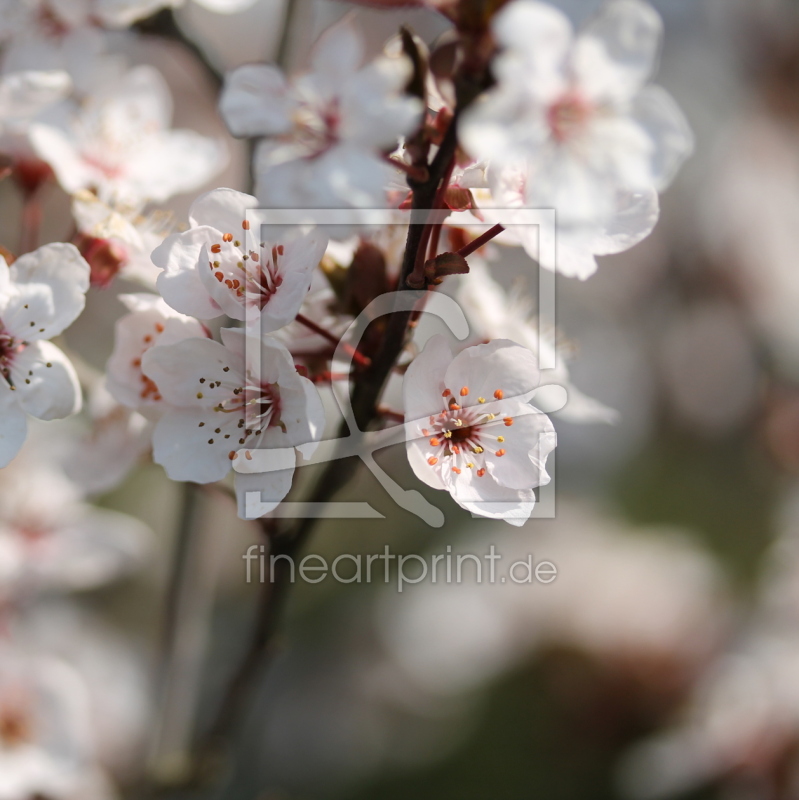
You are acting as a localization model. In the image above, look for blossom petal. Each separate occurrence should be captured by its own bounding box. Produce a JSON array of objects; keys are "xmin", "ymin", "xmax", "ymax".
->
[
  {"xmin": 631, "ymin": 85, "xmax": 694, "ymax": 190},
  {"xmin": 309, "ymin": 16, "xmax": 365, "ymax": 96},
  {"xmin": 574, "ymin": 0, "xmax": 663, "ymax": 102},
  {"xmin": 220, "ymin": 65, "xmax": 295, "ymax": 137},
  {"xmin": 445, "ymin": 468, "xmax": 537, "ymax": 526},
  {"xmin": 188, "ymin": 187, "xmax": 258, "ymax": 233},
  {"xmin": 403, "ymin": 335, "xmax": 453, "ymax": 423},
  {"xmin": 1, "ymin": 243, "xmax": 89, "ymax": 340},
  {"xmin": 141, "ymin": 337, "xmax": 242, "ymax": 408},
  {"xmin": 235, "ymin": 460, "xmax": 295, "ymax": 520},
  {"xmin": 444, "ymin": 339, "xmax": 541, "ymax": 407},
  {"xmin": 10, "ymin": 340, "xmax": 81, "ymax": 420},
  {"xmin": 0, "ymin": 384, "xmax": 27, "ymax": 468},
  {"xmin": 153, "ymin": 228, "xmax": 224, "ymax": 319},
  {"xmin": 593, "ymin": 186, "xmax": 659, "ymax": 255},
  {"xmin": 484, "ymin": 404, "xmax": 556, "ymax": 490},
  {"xmin": 151, "ymin": 407, "xmax": 236, "ymax": 484}
]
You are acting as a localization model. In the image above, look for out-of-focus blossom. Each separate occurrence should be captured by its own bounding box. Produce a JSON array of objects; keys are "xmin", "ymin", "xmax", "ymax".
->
[
  {"xmin": 220, "ymin": 16, "xmax": 423, "ymax": 210},
  {"xmin": 0, "ymin": 70, "xmax": 70, "ymax": 133},
  {"xmin": 106, "ymin": 293, "xmax": 207, "ymax": 414},
  {"xmin": 153, "ymin": 188, "xmax": 328, "ymax": 328},
  {"xmin": 460, "ymin": 0, "xmax": 692, "ymax": 263},
  {"xmin": 69, "ymin": 382, "xmax": 152, "ymax": 496},
  {"xmin": 0, "ymin": 454, "xmax": 149, "ymax": 597},
  {"xmin": 0, "ymin": 243, "xmax": 90, "ymax": 468},
  {"xmin": 489, "ymin": 161, "xmax": 660, "ymax": 278},
  {"xmin": 457, "ymin": 259, "xmax": 618, "ymax": 423},
  {"xmin": 0, "ymin": 645, "xmax": 117, "ymax": 800},
  {"xmin": 403, "ymin": 336, "xmax": 557, "ymax": 526},
  {"xmin": 71, "ymin": 190, "xmax": 174, "ymax": 288},
  {"xmin": 29, "ymin": 65, "xmax": 226, "ymax": 206},
  {"xmin": 141, "ymin": 328, "xmax": 324, "ymax": 517}
]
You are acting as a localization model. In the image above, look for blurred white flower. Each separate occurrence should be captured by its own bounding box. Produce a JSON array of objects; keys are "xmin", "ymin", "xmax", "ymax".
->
[
  {"xmin": 220, "ymin": 16, "xmax": 423, "ymax": 209},
  {"xmin": 0, "ymin": 243, "xmax": 90, "ymax": 468},
  {"xmin": 71, "ymin": 190, "xmax": 174, "ymax": 288},
  {"xmin": 64, "ymin": 380, "xmax": 151, "ymax": 497},
  {"xmin": 29, "ymin": 65, "xmax": 226, "ymax": 205},
  {"xmin": 0, "ymin": 456, "xmax": 149, "ymax": 597},
  {"xmin": 0, "ymin": 70, "xmax": 70, "ymax": 132},
  {"xmin": 106, "ymin": 293, "xmax": 207, "ymax": 414},
  {"xmin": 403, "ymin": 336, "xmax": 556, "ymax": 526},
  {"xmin": 457, "ymin": 259, "xmax": 618, "ymax": 423},
  {"xmin": 460, "ymin": 0, "xmax": 692, "ymax": 246},
  {"xmin": 153, "ymin": 188, "xmax": 328, "ymax": 328},
  {"xmin": 141, "ymin": 328, "xmax": 325, "ymax": 517}
]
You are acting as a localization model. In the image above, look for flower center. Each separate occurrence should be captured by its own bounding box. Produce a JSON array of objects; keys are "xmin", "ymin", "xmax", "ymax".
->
[
  {"xmin": 0, "ymin": 702, "xmax": 32, "ymax": 749},
  {"xmin": 290, "ymin": 97, "xmax": 340, "ymax": 158},
  {"xmin": 0, "ymin": 328, "xmax": 22, "ymax": 386},
  {"xmin": 547, "ymin": 91, "xmax": 593, "ymax": 143},
  {"xmin": 422, "ymin": 387, "xmax": 514, "ymax": 478},
  {"xmin": 207, "ymin": 225, "xmax": 290, "ymax": 312}
]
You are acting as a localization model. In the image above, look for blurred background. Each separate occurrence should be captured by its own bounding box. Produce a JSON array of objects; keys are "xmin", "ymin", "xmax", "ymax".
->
[{"xmin": 5, "ymin": 0, "xmax": 799, "ymax": 798}]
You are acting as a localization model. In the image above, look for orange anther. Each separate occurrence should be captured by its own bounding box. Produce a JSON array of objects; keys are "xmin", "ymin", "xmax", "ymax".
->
[
  {"xmin": 430, "ymin": 438, "xmax": 441, "ymax": 447},
  {"xmin": 222, "ymin": 233, "xmax": 233, "ymax": 242},
  {"xmin": 496, "ymin": 449, "xmax": 506, "ymax": 457},
  {"xmin": 460, "ymin": 386, "xmax": 469, "ymax": 396},
  {"xmin": 477, "ymin": 468, "xmax": 486, "ymax": 477},
  {"xmin": 452, "ymin": 467, "xmax": 461, "ymax": 474},
  {"xmin": 211, "ymin": 243, "xmax": 221, "ymax": 253},
  {"xmin": 428, "ymin": 457, "xmax": 439, "ymax": 466},
  {"xmin": 504, "ymin": 417, "xmax": 514, "ymax": 426},
  {"xmin": 494, "ymin": 389, "xmax": 504, "ymax": 400},
  {"xmin": 242, "ymin": 220, "xmax": 250, "ymax": 230},
  {"xmin": 442, "ymin": 389, "xmax": 451, "ymax": 398}
]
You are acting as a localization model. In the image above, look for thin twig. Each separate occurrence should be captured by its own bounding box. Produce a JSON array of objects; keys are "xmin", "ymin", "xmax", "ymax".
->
[{"xmin": 456, "ymin": 223, "xmax": 505, "ymax": 258}]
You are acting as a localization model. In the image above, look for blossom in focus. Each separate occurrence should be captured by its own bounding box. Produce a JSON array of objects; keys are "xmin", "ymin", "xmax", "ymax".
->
[
  {"xmin": 220, "ymin": 17, "xmax": 423, "ymax": 210},
  {"xmin": 460, "ymin": 0, "xmax": 693, "ymax": 245},
  {"xmin": 153, "ymin": 188, "xmax": 328, "ymax": 328},
  {"xmin": 403, "ymin": 336, "xmax": 557, "ymax": 526},
  {"xmin": 106, "ymin": 293, "xmax": 207, "ymax": 414},
  {"xmin": 29, "ymin": 65, "xmax": 226, "ymax": 205},
  {"xmin": 456, "ymin": 259, "xmax": 618, "ymax": 423},
  {"xmin": 141, "ymin": 328, "xmax": 325, "ymax": 518},
  {"xmin": 0, "ymin": 243, "xmax": 90, "ymax": 468}
]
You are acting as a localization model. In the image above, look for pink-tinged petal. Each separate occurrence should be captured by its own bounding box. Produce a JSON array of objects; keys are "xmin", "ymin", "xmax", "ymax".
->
[
  {"xmin": 188, "ymin": 187, "xmax": 258, "ymax": 233},
  {"xmin": 0, "ymin": 383, "xmax": 27, "ymax": 468},
  {"xmin": 106, "ymin": 296, "xmax": 206, "ymax": 410},
  {"xmin": 10, "ymin": 340, "xmax": 81, "ymax": 420},
  {"xmin": 151, "ymin": 407, "xmax": 237, "ymax": 484},
  {"xmin": 141, "ymin": 337, "xmax": 243, "ymax": 408},
  {"xmin": 444, "ymin": 340, "xmax": 541, "ymax": 407},
  {"xmin": 3, "ymin": 243, "xmax": 89, "ymax": 340},
  {"xmin": 632, "ymin": 85, "xmax": 695, "ymax": 190},
  {"xmin": 235, "ymin": 454, "xmax": 295, "ymax": 519},
  {"xmin": 445, "ymin": 468, "xmax": 536, "ymax": 526},
  {"xmin": 403, "ymin": 335, "xmax": 453, "ymax": 423},
  {"xmin": 484, "ymin": 403, "xmax": 556, "ymax": 490},
  {"xmin": 574, "ymin": 0, "xmax": 662, "ymax": 103},
  {"xmin": 220, "ymin": 65, "xmax": 295, "ymax": 138},
  {"xmin": 153, "ymin": 228, "xmax": 223, "ymax": 320}
]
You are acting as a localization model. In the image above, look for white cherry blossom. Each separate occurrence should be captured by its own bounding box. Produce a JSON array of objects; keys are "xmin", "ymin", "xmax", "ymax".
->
[
  {"xmin": 0, "ymin": 243, "xmax": 90, "ymax": 468},
  {"xmin": 460, "ymin": 0, "xmax": 693, "ymax": 240},
  {"xmin": 29, "ymin": 65, "xmax": 226, "ymax": 206},
  {"xmin": 219, "ymin": 16, "xmax": 423, "ymax": 210},
  {"xmin": 153, "ymin": 188, "xmax": 328, "ymax": 329},
  {"xmin": 141, "ymin": 328, "xmax": 325, "ymax": 518},
  {"xmin": 0, "ymin": 70, "xmax": 70, "ymax": 132},
  {"xmin": 403, "ymin": 336, "xmax": 557, "ymax": 526},
  {"xmin": 106, "ymin": 293, "xmax": 207, "ymax": 415}
]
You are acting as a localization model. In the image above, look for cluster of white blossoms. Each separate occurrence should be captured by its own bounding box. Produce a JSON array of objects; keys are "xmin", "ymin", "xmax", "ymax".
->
[{"xmin": 0, "ymin": 0, "xmax": 693, "ymax": 537}]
